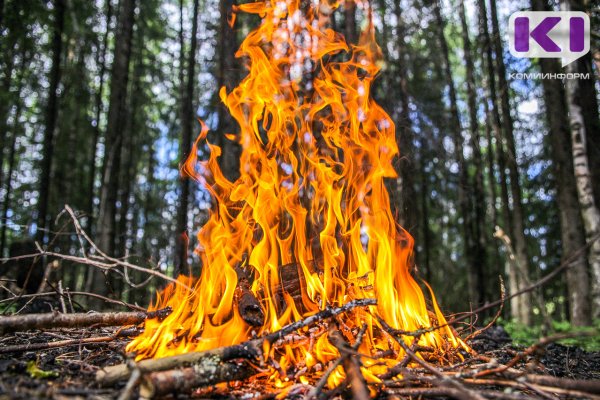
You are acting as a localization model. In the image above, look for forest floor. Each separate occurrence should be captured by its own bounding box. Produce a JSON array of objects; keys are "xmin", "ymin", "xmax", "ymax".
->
[{"xmin": 0, "ymin": 319, "xmax": 599, "ymax": 399}]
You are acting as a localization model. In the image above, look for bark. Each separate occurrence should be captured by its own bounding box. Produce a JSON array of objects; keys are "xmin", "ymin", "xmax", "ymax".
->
[
  {"xmin": 531, "ymin": 0, "xmax": 591, "ymax": 326},
  {"xmin": 433, "ymin": 0, "xmax": 479, "ymax": 306},
  {"xmin": 140, "ymin": 361, "xmax": 255, "ymax": 398},
  {"xmin": 37, "ymin": 0, "xmax": 66, "ymax": 244},
  {"xmin": 460, "ymin": 0, "xmax": 487, "ymax": 306},
  {"xmin": 216, "ymin": 0, "xmax": 241, "ymax": 182},
  {"xmin": 344, "ymin": 0, "xmax": 357, "ymax": 45},
  {"xmin": 175, "ymin": 0, "xmax": 200, "ymax": 277},
  {"xmin": 562, "ymin": 0, "xmax": 600, "ymax": 319},
  {"xmin": 392, "ymin": 0, "xmax": 417, "ymax": 234},
  {"xmin": 93, "ymin": 0, "xmax": 136, "ymax": 298}
]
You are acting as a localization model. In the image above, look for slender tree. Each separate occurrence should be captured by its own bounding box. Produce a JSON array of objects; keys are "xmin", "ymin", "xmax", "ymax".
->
[
  {"xmin": 216, "ymin": 0, "xmax": 241, "ymax": 182},
  {"xmin": 175, "ymin": 0, "xmax": 200, "ymax": 277},
  {"xmin": 561, "ymin": 0, "xmax": 600, "ymax": 320},
  {"xmin": 391, "ymin": 0, "xmax": 417, "ymax": 234},
  {"xmin": 459, "ymin": 0, "xmax": 487, "ymax": 306},
  {"xmin": 93, "ymin": 0, "xmax": 136, "ymax": 297},
  {"xmin": 37, "ymin": 0, "xmax": 66, "ymax": 244},
  {"xmin": 344, "ymin": 0, "xmax": 357, "ymax": 45}
]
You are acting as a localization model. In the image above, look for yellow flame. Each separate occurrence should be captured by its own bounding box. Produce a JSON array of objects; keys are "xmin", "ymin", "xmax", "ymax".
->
[{"xmin": 127, "ymin": 0, "xmax": 466, "ymax": 388}]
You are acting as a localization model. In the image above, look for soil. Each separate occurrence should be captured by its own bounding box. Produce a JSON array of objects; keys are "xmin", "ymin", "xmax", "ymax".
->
[{"xmin": 0, "ymin": 324, "xmax": 598, "ymax": 399}]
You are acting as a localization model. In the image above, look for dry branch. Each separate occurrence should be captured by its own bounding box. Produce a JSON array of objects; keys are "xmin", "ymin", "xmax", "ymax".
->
[
  {"xmin": 96, "ymin": 298, "xmax": 376, "ymax": 385},
  {"xmin": 139, "ymin": 360, "xmax": 256, "ymax": 398},
  {"xmin": 328, "ymin": 329, "xmax": 370, "ymax": 400},
  {"xmin": 0, "ymin": 308, "xmax": 171, "ymax": 335}
]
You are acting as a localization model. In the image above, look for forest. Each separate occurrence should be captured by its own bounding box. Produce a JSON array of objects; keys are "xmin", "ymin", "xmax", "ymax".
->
[
  {"xmin": 0, "ymin": 0, "xmax": 600, "ymax": 396},
  {"xmin": 0, "ymin": 0, "xmax": 600, "ymax": 400}
]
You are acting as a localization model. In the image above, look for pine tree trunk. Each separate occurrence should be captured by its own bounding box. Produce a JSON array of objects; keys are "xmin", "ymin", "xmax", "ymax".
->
[
  {"xmin": 561, "ymin": 0, "xmax": 600, "ymax": 320},
  {"xmin": 216, "ymin": 0, "xmax": 241, "ymax": 182},
  {"xmin": 174, "ymin": 0, "xmax": 200, "ymax": 277},
  {"xmin": 433, "ymin": 0, "xmax": 479, "ymax": 306},
  {"xmin": 344, "ymin": 0, "xmax": 357, "ymax": 45},
  {"xmin": 37, "ymin": 0, "xmax": 65, "ymax": 245},
  {"xmin": 92, "ymin": 0, "xmax": 136, "ymax": 300},
  {"xmin": 392, "ymin": 0, "xmax": 417, "ymax": 234},
  {"xmin": 87, "ymin": 0, "xmax": 113, "ymax": 233},
  {"xmin": 489, "ymin": 0, "xmax": 532, "ymax": 325},
  {"xmin": 460, "ymin": 0, "xmax": 487, "ymax": 306},
  {"xmin": 530, "ymin": 0, "xmax": 591, "ymax": 326}
]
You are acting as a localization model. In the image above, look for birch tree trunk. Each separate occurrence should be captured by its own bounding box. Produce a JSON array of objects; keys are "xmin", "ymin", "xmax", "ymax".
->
[{"xmin": 561, "ymin": 0, "xmax": 600, "ymax": 319}]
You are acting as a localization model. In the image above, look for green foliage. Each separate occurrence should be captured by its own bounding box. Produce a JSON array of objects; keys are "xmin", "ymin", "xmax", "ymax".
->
[
  {"xmin": 26, "ymin": 361, "xmax": 59, "ymax": 379},
  {"xmin": 500, "ymin": 318, "xmax": 600, "ymax": 352}
]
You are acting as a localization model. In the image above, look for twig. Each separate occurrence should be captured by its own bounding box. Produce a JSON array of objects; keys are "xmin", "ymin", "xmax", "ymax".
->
[
  {"xmin": 465, "ymin": 276, "xmax": 505, "ymax": 341},
  {"xmin": 0, "ymin": 290, "xmax": 146, "ymax": 311},
  {"xmin": 0, "ymin": 334, "xmax": 116, "ymax": 354}
]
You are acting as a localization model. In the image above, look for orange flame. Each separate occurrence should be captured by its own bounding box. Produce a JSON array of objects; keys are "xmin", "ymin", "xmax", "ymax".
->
[{"xmin": 128, "ymin": 0, "xmax": 465, "ymax": 388}]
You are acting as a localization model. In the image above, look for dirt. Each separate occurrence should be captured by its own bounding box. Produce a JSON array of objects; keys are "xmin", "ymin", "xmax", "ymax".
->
[{"xmin": 0, "ymin": 325, "xmax": 598, "ymax": 399}]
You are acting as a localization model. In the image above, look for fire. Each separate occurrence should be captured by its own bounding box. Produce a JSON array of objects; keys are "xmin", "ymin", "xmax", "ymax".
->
[{"xmin": 127, "ymin": 0, "xmax": 466, "ymax": 389}]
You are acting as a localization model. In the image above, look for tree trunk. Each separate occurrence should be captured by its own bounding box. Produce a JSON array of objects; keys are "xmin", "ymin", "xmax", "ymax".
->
[
  {"xmin": 175, "ymin": 0, "xmax": 200, "ymax": 277},
  {"xmin": 477, "ymin": 0, "xmax": 529, "ymax": 324},
  {"xmin": 87, "ymin": 0, "xmax": 113, "ymax": 233},
  {"xmin": 344, "ymin": 0, "xmax": 357, "ymax": 45},
  {"xmin": 216, "ymin": 0, "xmax": 241, "ymax": 182},
  {"xmin": 459, "ymin": 0, "xmax": 487, "ymax": 307},
  {"xmin": 92, "ymin": 0, "xmax": 136, "ymax": 299},
  {"xmin": 561, "ymin": 0, "xmax": 600, "ymax": 320},
  {"xmin": 530, "ymin": 0, "xmax": 591, "ymax": 326},
  {"xmin": 37, "ymin": 0, "xmax": 65, "ymax": 245},
  {"xmin": 392, "ymin": 0, "xmax": 417, "ymax": 234},
  {"xmin": 489, "ymin": 0, "xmax": 533, "ymax": 326}
]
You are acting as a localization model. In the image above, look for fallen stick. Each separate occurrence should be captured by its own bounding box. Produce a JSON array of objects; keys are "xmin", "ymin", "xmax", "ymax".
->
[
  {"xmin": 0, "ymin": 307, "xmax": 171, "ymax": 335},
  {"xmin": 328, "ymin": 329, "xmax": 370, "ymax": 400},
  {"xmin": 139, "ymin": 360, "xmax": 256, "ymax": 398},
  {"xmin": 379, "ymin": 318, "xmax": 486, "ymax": 400},
  {"xmin": 96, "ymin": 298, "xmax": 376, "ymax": 385},
  {"xmin": 385, "ymin": 387, "xmax": 530, "ymax": 400}
]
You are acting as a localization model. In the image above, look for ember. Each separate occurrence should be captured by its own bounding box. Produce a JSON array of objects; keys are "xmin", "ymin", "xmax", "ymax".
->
[{"xmin": 127, "ymin": 0, "xmax": 466, "ymax": 391}]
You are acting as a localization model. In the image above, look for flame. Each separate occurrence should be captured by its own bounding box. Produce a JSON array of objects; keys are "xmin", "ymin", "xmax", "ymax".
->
[{"xmin": 127, "ymin": 0, "xmax": 466, "ymax": 389}]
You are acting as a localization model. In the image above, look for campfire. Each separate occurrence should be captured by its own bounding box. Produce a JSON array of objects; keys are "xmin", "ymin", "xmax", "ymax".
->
[{"xmin": 117, "ymin": 0, "xmax": 466, "ymax": 394}]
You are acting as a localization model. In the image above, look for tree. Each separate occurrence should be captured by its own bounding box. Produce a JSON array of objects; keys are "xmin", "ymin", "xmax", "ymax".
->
[
  {"xmin": 391, "ymin": 0, "xmax": 417, "ymax": 234},
  {"xmin": 561, "ymin": 0, "xmax": 600, "ymax": 321},
  {"xmin": 459, "ymin": 0, "xmax": 487, "ymax": 306},
  {"xmin": 37, "ymin": 0, "xmax": 66, "ymax": 245},
  {"xmin": 93, "ymin": 0, "xmax": 136, "ymax": 297},
  {"xmin": 530, "ymin": 0, "xmax": 591, "ymax": 326},
  {"xmin": 175, "ymin": 0, "xmax": 200, "ymax": 277},
  {"xmin": 216, "ymin": 0, "xmax": 241, "ymax": 182}
]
